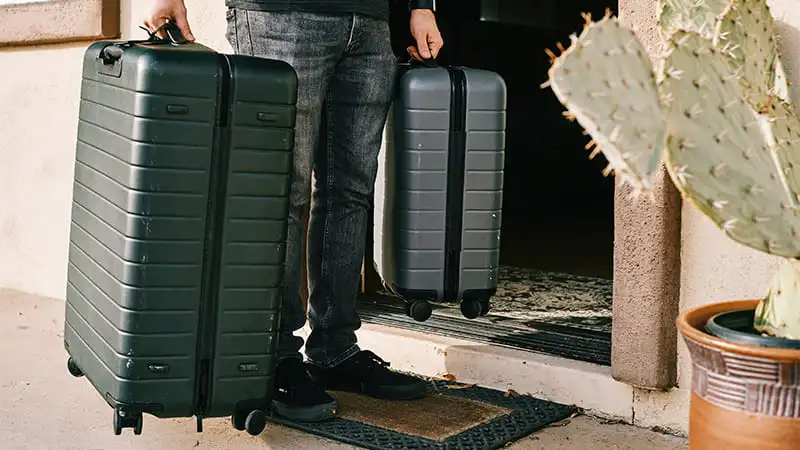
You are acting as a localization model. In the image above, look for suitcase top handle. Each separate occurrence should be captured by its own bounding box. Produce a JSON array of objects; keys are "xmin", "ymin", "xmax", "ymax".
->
[
  {"xmin": 411, "ymin": 57, "xmax": 438, "ymax": 68},
  {"xmin": 398, "ymin": 57, "xmax": 439, "ymax": 69},
  {"xmin": 99, "ymin": 21, "xmax": 189, "ymax": 64},
  {"xmin": 138, "ymin": 20, "xmax": 189, "ymax": 46}
]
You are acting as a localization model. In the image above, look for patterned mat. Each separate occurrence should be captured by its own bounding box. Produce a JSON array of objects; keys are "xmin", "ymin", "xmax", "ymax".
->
[{"xmin": 488, "ymin": 266, "xmax": 613, "ymax": 333}]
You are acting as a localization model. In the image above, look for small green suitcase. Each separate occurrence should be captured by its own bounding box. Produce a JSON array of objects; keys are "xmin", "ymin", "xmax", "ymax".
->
[{"xmin": 63, "ymin": 24, "xmax": 297, "ymax": 436}]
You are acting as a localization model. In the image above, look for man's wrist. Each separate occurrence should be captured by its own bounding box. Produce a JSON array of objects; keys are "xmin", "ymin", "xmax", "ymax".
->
[{"xmin": 408, "ymin": 0, "xmax": 435, "ymax": 12}]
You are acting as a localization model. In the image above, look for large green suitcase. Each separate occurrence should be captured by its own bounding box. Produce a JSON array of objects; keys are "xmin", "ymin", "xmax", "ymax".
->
[{"xmin": 63, "ymin": 24, "xmax": 298, "ymax": 436}]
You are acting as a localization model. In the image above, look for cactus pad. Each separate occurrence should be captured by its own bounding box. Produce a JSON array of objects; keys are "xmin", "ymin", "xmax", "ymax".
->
[
  {"xmin": 773, "ymin": 57, "xmax": 791, "ymax": 103},
  {"xmin": 661, "ymin": 31, "xmax": 800, "ymax": 258},
  {"xmin": 755, "ymin": 259, "xmax": 800, "ymax": 339},
  {"xmin": 658, "ymin": 0, "xmax": 730, "ymax": 40},
  {"xmin": 715, "ymin": 0, "xmax": 781, "ymax": 98},
  {"xmin": 547, "ymin": 17, "xmax": 667, "ymax": 192}
]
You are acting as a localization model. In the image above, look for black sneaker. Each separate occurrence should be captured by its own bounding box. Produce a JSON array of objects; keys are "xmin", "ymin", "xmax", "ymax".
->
[
  {"xmin": 272, "ymin": 357, "xmax": 338, "ymax": 423},
  {"xmin": 308, "ymin": 350, "xmax": 429, "ymax": 401}
]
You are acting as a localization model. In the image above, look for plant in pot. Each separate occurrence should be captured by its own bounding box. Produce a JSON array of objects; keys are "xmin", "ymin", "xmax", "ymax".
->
[{"xmin": 543, "ymin": 0, "xmax": 799, "ymax": 447}]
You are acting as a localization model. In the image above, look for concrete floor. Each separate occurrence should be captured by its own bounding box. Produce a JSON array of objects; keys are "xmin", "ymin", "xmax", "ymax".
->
[{"xmin": 0, "ymin": 289, "xmax": 687, "ymax": 449}]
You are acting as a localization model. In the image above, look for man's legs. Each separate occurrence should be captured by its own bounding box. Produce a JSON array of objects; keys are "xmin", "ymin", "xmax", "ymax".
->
[
  {"xmin": 303, "ymin": 14, "xmax": 429, "ymax": 400},
  {"xmin": 302, "ymin": 14, "xmax": 396, "ymax": 367},
  {"xmin": 226, "ymin": 8, "xmax": 350, "ymax": 422}
]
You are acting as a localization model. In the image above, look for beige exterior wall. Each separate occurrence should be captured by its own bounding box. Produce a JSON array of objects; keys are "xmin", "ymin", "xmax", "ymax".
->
[{"xmin": 0, "ymin": 0, "xmax": 229, "ymax": 298}]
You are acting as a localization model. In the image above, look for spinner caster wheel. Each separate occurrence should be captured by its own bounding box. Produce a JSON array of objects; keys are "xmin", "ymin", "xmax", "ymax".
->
[
  {"xmin": 113, "ymin": 410, "xmax": 122, "ymax": 436},
  {"xmin": 245, "ymin": 409, "xmax": 267, "ymax": 436},
  {"xmin": 479, "ymin": 299, "xmax": 491, "ymax": 317},
  {"xmin": 134, "ymin": 414, "xmax": 143, "ymax": 435},
  {"xmin": 460, "ymin": 299, "xmax": 482, "ymax": 319},
  {"xmin": 112, "ymin": 409, "xmax": 143, "ymax": 435},
  {"xmin": 406, "ymin": 300, "xmax": 432, "ymax": 322},
  {"xmin": 231, "ymin": 410, "xmax": 247, "ymax": 431},
  {"xmin": 67, "ymin": 357, "xmax": 84, "ymax": 378}
]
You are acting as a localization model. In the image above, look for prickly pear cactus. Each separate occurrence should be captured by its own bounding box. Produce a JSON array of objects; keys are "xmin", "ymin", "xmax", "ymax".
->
[
  {"xmin": 659, "ymin": 0, "xmax": 791, "ymax": 102},
  {"xmin": 658, "ymin": 0, "xmax": 730, "ymax": 40},
  {"xmin": 764, "ymin": 97, "xmax": 800, "ymax": 205},
  {"xmin": 547, "ymin": 10, "xmax": 800, "ymax": 339},
  {"xmin": 774, "ymin": 57, "xmax": 791, "ymax": 102},
  {"xmin": 715, "ymin": 0, "xmax": 785, "ymax": 101},
  {"xmin": 547, "ymin": 15, "xmax": 667, "ymax": 193},
  {"xmin": 755, "ymin": 259, "xmax": 800, "ymax": 339},
  {"xmin": 660, "ymin": 30, "xmax": 800, "ymax": 258}
]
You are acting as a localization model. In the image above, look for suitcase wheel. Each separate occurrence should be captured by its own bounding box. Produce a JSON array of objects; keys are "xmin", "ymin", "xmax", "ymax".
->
[
  {"xmin": 112, "ymin": 409, "xmax": 143, "ymax": 436},
  {"xmin": 231, "ymin": 411, "xmax": 247, "ymax": 431},
  {"xmin": 479, "ymin": 299, "xmax": 491, "ymax": 317},
  {"xmin": 460, "ymin": 299, "xmax": 483, "ymax": 320},
  {"xmin": 244, "ymin": 409, "xmax": 267, "ymax": 436},
  {"xmin": 66, "ymin": 357, "xmax": 84, "ymax": 378},
  {"xmin": 404, "ymin": 300, "xmax": 432, "ymax": 322}
]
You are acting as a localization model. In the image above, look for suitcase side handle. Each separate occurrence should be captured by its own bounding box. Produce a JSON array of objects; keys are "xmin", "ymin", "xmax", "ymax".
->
[{"xmin": 100, "ymin": 45, "xmax": 124, "ymax": 64}]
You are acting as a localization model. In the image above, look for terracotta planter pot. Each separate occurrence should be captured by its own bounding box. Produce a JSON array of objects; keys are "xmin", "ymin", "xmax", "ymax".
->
[{"xmin": 677, "ymin": 300, "xmax": 800, "ymax": 449}]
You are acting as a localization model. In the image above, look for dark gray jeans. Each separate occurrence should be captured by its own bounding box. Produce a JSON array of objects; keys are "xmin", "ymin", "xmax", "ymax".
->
[{"xmin": 225, "ymin": 9, "xmax": 397, "ymax": 367}]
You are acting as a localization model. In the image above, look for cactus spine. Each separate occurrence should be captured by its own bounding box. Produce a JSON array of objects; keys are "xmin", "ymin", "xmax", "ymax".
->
[
  {"xmin": 658, "ymin": 0, "xmax": 729, "ymax": 40},
  {"xmin": 547, "ymin": 1, "xmax": 800, "ymax": 339},
  {"xmin": 546, "ymin": 16, "xmax": 667, "ymax": 194}
]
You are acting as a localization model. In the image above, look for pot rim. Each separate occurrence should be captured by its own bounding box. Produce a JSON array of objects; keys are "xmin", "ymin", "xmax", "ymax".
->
[{"xmin": 677, "ymin": 299, "xmax": 800, "ymax": 361}]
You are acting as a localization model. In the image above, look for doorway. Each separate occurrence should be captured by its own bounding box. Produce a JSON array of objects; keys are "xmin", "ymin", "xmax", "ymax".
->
[{"xmin": 360, "ymin": 1, "xmax": 618, "ymax": 365}]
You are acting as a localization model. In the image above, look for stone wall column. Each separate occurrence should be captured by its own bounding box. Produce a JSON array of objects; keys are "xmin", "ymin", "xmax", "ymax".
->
[{"xmin": 612, "ymin": 0, "xmax": 683, "ymax": 390}]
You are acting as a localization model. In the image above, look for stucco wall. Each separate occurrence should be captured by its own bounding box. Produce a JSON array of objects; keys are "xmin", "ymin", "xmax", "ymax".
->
[{"xmin": 0, "ymin": 0, "xmax": 230, "ymax": 298}]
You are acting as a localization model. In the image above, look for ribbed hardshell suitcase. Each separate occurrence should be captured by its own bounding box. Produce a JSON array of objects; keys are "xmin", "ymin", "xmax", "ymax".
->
[
  {"xmin": 373, "ymin": 62, "xmax": 507, "ymax": 322},
  {"xmin": 63, "ymin": 25, "xmax": 297, "ymax": 436}
]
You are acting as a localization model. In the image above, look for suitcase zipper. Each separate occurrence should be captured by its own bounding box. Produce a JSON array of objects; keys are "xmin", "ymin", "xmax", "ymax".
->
[
  {"xmin": 444, "ymin": 68, "xmax": 467, "ymax": 301},
  {"xmin": 193, "ymin": 55, "xmax": 235, "ymax": 422}
]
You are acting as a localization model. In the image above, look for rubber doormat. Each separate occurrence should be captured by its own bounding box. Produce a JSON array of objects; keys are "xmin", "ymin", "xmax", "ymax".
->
[{"xmin": 268, "ymin": 380, "xmax": 576, "ymax": 450}]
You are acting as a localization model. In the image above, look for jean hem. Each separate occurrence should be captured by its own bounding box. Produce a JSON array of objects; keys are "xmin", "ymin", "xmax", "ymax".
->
[{"xmin": 308, "ymin": 344, "xmax": 361, "ymax": 368}]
